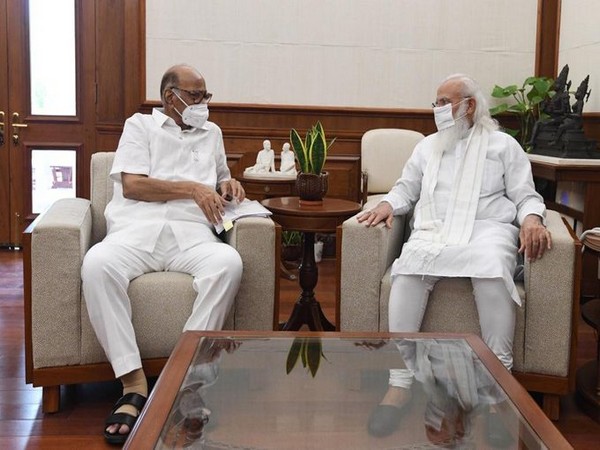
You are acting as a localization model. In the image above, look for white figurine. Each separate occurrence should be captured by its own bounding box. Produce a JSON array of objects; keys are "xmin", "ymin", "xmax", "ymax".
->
[
  {"xmin": 244, "ymin": 140, "xmax": 276, "ymax": 174},
  {"xmin": 279, "ymin": 142, "xmax": 297, "ymax": 175}
]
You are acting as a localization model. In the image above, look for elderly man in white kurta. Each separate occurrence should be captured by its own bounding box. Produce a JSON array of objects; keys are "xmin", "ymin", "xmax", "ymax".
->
[
  {"xmin": 358, "ymin": 74, "xmax": 552, "ymax": 437},
  {"xmin": 81, "ymin": 64, "xmax": 245, "ymax": 444}
]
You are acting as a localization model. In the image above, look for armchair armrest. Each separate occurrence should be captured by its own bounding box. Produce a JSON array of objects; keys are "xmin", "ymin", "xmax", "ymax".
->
[
  {"xmin": 224, "ymin": 217, "xmax": 279, "ymax": 330},
  {"xmin": 24, "ymin": 198, "xmax": 93, "ymax": 372},
  {"xmin": 522, "ymin": 210, "xmax": 579, "ymax": 377},
  {"xmin": 339, "ymin": 213, "xmax": 407, "ymax": 330}
]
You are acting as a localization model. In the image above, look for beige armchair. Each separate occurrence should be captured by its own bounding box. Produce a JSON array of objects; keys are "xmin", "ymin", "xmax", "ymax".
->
[
  {"xmin": 360, "ymin": 128, "xmax": 425, "ymax": 205},
  {"xmin": 337, "ymin": 129, "xmax": 581, "ymax": 420},
  {"xmin": 24, "ymin": 152, "xmax": 280, "ymax": 413}
]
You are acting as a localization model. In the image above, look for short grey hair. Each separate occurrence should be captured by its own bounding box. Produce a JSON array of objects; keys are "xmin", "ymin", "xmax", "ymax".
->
[
  {"xmin": 160, "ymin": 68, "xmax": 179, "ymax": 104},
  {"xmin": 441, "ymin": 73, "xmax": 499, "ymax": 131}
]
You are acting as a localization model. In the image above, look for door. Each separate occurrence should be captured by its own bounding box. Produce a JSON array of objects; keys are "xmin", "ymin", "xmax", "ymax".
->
[{"xmin": 0, "ymin": 0, "xmax": 94, "ymax": 247}]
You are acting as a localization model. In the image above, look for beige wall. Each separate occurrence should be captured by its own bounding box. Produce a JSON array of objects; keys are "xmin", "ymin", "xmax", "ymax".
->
[
  {"xmin": 559, "ymin": 0, "xmax": 600, "ymax": 112},
  {"xmin": 145, "ymin": 0, "xmax": 538, "ymax": 108}
]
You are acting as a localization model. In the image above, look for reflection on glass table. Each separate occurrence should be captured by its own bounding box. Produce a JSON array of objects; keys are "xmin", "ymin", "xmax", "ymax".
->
[{"xmin": 148, "ymin": 333, "xmax": 570, "ymax": 450}]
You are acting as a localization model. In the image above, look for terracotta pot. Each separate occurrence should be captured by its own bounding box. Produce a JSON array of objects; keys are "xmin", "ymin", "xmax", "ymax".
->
[{"xmin": 295, "ymin": 172, "xmax": 329, "ymax": 202}]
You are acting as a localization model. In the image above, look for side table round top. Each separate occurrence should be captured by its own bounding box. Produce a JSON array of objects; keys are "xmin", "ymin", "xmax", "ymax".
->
[{"xmin": 261, "ymin": 196, "xmax": 362, "ymax": 233}]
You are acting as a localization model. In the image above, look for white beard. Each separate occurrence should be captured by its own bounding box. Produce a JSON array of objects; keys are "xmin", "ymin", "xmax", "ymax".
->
[{"xmin": 434, "ymin": 103, "xmax": 471, "ymax": 153}]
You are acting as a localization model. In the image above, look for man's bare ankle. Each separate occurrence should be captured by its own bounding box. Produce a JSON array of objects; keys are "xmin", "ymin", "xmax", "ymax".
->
[{"xmin": 380, "ymin": 385, "xmax": 411, "ymax": 407}]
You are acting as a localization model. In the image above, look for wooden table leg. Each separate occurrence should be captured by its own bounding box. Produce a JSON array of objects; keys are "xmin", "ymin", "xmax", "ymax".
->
[{"xmin": 281, "ymin": 232, "xmax": 335, "ymax": 331}]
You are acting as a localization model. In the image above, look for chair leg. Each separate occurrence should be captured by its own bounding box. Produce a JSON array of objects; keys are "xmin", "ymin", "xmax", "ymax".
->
[
  {"xmin": 542, "ymin": 393, "xmax": 560, "ymax": 420},
  {"xmin": 42, "ymin": 385, "xmax": 61, "ymax": 413}
]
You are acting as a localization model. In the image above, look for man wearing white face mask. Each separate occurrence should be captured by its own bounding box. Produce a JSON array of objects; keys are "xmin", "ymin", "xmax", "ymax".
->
[
  {"xmin": 81, "ymin": 64, "xmax": 246, "ymax": 444},
  {"xmin": 358, "ymin": 74, "xmax": 552, "ymax": 437}
]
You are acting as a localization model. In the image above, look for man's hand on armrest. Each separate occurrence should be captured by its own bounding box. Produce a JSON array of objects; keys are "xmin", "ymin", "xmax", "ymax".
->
[
  {"xmin": 519, "ymin": 214, "xmax": 553, "ymax": 262},
  {"xmin": 357, "ymin": 201, "xmax": 394, "ymax": 228}
]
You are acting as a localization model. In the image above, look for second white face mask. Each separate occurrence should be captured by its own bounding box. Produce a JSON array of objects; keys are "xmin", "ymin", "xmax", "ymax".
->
[
  {"xmin": 173, "ymin": 90, "xmax": 210, "ymax": 129},
  {"xmin": 181, "ymin": 103, "xmax": 209, "ymax": 129},
  {"xmin": 433, "ymin": 103, "xmax": 455, "ymax": 131}
]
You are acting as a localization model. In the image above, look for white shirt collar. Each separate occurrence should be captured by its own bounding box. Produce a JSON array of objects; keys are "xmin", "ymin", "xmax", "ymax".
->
[{"xmin": 152, "ymin": 107, "xmax": 177, "ymax": 128}]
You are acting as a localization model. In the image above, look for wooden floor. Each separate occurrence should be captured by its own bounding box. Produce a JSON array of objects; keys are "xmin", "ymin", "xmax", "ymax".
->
[{"xmin": 1, "ymin": 249, "xmax": 599, "ymax": 449}]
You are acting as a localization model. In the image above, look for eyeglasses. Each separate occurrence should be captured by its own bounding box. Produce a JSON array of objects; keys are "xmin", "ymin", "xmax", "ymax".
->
[
  {"xmin": 173, "ymin": 87, "xmax": 213, "ymax": 104},
  {"xmin": 432, "ymin": 96, "xmax": 470, "ymax": 108}
]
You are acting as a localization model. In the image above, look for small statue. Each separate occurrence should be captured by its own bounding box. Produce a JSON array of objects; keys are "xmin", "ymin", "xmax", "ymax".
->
[
  {"xmin": 244, "ymin": 140, "xmax": 276, "ymax": 174},
  {"xmin": 279, "ymin": 142, "xmax": 297, "ymax": 175},
  {"xmin": 529, "ymin": 65, "xmax": 598, "ymax": 158},
  {"xmin": 551, "ymin": 75, "xmax": 590, "ymax": 145},
  {"xmin": 529, "ymin": 65, "xmax": 571, "ymax": 147}
]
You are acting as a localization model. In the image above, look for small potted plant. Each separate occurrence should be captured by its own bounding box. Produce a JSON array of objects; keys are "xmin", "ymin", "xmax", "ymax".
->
[
  {"xmin": 281, "ymin": 230, "xmax": 302, "ymax": 262},
  {"xmin": 290, "ymin": 121, "xmax": 336, "ymax": 203}
]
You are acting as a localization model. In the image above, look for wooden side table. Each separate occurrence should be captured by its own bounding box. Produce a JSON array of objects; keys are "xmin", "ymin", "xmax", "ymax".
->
[
  {"xmin": 239, "ymin": 175, "xmax": 296, "ymax": 201},
  {"xmin": 261, "ymin": 197, "xmax": 361, "ymax": 331}
]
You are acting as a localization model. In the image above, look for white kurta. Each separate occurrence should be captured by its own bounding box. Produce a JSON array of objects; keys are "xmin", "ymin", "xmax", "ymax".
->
[
  {"xmin": 82, "ymin": 108, "xmax": 241, "ymax": 378},
  {"xmin": 104, "ymin": 108, "xmax": 232, "ymax": 252},
  {"xmin": 381, "ymin": 130, "xmax": 545, "ymax": 305}
]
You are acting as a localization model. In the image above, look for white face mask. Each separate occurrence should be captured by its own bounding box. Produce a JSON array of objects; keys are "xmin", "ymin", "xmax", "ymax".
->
[
  {"xmin": 433, "ymin": 98, "xmax": 468, "ymax": 132},
  {"xmin": 173, "ymin": 91, "xmax": 209, "ymax": 129}
]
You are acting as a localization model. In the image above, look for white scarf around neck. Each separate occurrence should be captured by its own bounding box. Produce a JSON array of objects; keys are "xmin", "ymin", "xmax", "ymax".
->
[{"xmin": 401, "ymin": 124, "xmax": 489, "ymax": 272}]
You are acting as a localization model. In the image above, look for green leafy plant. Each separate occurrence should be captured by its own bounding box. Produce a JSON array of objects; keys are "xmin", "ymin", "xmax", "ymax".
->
[
  {"xmin": 489, "ymin": 76, "xmax": 554, "ymax": 151},
  {"xmin": 286, "ymin": 337, "xmax": 326, "ymax": 377},
  {"xmin": 290, "ymin": 121, "xmax": 336, "ymax": 174},
  {"xmin": 282, "ymin": 230, "xmax": 302, "ymax": 246}
]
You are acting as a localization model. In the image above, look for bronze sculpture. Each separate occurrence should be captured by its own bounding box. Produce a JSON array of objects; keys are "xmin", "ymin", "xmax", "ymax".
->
[{"xmin": 529, "ymin": 65, "xmax": 598, "ymax": 158}]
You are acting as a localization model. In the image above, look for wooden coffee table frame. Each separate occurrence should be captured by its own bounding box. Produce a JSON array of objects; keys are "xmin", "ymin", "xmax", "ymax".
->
[{"xmin": 125, "ymin": 330, "xmax": 572, "ymax": 449}]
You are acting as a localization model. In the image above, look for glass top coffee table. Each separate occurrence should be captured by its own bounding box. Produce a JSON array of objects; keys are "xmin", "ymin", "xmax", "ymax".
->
[{"xmin": 125, "ymin": 331, "xmax": 571, "ymax": 449}]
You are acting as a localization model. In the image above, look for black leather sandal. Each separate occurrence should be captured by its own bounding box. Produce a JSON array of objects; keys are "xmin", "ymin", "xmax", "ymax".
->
[{"xmin": 104, "ymin": 392, "xmax": 147, "ymax": 445}]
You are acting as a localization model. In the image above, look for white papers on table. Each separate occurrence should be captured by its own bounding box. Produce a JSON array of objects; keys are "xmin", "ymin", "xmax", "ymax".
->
[{"xmin": 214, "ymin": 199, "xmax": 272, "ymax": 234}]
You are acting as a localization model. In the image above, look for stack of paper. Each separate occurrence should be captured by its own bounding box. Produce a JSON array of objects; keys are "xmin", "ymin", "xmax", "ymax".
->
[{"xmin": 214, "ymin": 199, "xmax": 272, "ymax": 234}]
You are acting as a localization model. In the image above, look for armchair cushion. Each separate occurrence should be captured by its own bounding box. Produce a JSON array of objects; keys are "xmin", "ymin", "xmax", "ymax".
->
[{"xmin": 361, "ymin": 129, "xmax": 425, "ymax": 203}]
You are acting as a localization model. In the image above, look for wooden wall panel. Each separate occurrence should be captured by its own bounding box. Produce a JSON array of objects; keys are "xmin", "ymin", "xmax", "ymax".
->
[
  {"xmin": 95, "ymin": 126, "xmax": 123, "ymax": 153},
  {"xmin": 95, "ymin": 0, "xmax": 125, "ymax": 125},
  {"xmin": 582, "ymin": 114, "xmax": 600, "ymax": 144},
  {"xmin": 535, "ymin": 0, "xmax": 561, "ymax": 78},
  {"xmin": 210, "ymin": 104, "xmax": 437, "ymax": 202},
  {"xmin": 135, "ymin": 101, "xmax": 440, "ymax": 201},
  {"xmin": 93, "ymin": 102, "xmax": 600, "ymax": 202}
]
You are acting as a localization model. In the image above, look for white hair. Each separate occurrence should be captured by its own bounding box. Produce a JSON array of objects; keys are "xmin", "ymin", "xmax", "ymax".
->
[{"xmin": 440, "ymin": 74, "xmax": 499, "ymax": 132}]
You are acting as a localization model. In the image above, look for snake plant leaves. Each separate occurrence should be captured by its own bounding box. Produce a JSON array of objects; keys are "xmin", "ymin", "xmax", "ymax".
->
[
  {"xmin": 290, "ymin": 128, "xmax": 309, "ymax": 173},
  {"xmin": 306, "ymin": 339, "xmax": 322, "ymax": 377},
  {"xmin": 290, "ymin": 121, "xmax": 335, "ymax": 175},
  {"xmin": 286, "ymin": 337, "xmax": 302, "ymax": 374},
  {"xmin": 310, "ymin": 123, "xmax": 327, "ymax": 175}
]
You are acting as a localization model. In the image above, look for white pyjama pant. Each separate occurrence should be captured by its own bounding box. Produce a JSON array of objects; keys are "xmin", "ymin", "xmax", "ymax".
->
[
  {"xmin": 388, "ymin": 274, "xmax": 516, "ymax": 388},
  {"xmin": 81, "ymin": 226, "xmax": 242, "ymax": 378}
]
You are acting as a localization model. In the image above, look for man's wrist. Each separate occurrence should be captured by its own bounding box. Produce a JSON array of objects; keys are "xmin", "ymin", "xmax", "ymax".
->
[{"xmin": 524, "ymin": 213, "xmax": 544, "ymax": 226}]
